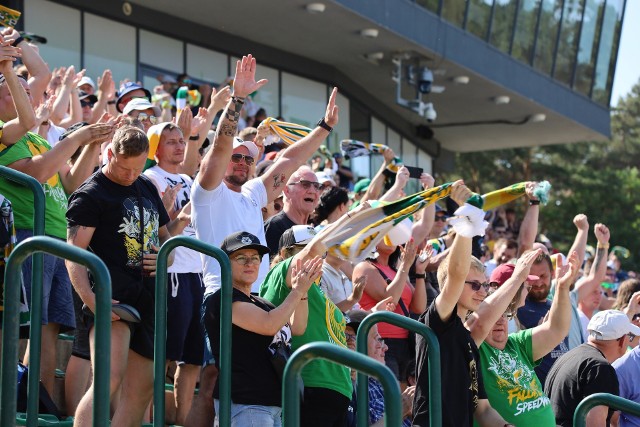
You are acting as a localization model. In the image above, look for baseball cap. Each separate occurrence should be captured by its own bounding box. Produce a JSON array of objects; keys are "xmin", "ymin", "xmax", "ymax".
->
[
  {"xmin": 123, "ymin": 97, "xmax": 161, "ymax": 117},
  {"xmin": 588, "ymin": 310, "xmax": 640, "ymax": 341},
  {"xmin": 233, "ymin": 137, "xmax": 259, "ymax": 158},
  {"xmin": 345, "ymin": 309, "xmax": 369, "ymax": 333},
  {"xmin": 316, "ymin": 171, "xmax": 335, "ymax": 186},
  {"xmin": 78, "ymin": 90, "xmax": 98, "ymax": 104},
  {"xmin": 489, "ymin": 263, "xmax": 539, "ymax": 287},
  {"xmin": 353, "ymin": 178, "xmax": 371, "ymax": 194},
  {"xmin": 116, "ymin": 82, "xmax": 152, "ymax": 112},
  {"xmin": 77, "ymin": 76, "xmax": 95, "ymax": 90},
  {"xmin": 278, "ymin": 225, "xmax": 317, "ymax": 252},
  {"xmin": 220, "ymin": 231, "xmax": 270, "ymax": 257}
]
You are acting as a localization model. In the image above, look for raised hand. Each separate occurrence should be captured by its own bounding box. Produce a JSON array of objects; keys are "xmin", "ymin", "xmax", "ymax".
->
[
  {"xmin": 191, "ymin": 107, "xmax": 208, "ymax": 137},
  {"xmin": 511, "ymin": 248, "xmax": 542, "ymax": 284},
  {"xmin": 324, "ymin": 87, "xmax": 339, "ymax": 127},
  {"xmin": 35, "ymin": 95, "xmax": 56, "ymax": 123},
  {"xmin": 400, "ymin": 238, "xmax": 418, "ymax": 271},
  {"xmin": 419, "ymin": 172, "xmax": 435, "ymax": 190},
  {"xmin": 291, "ymin": 256, "xmax": 323, "ymax": 295},
  {"xmin": 72, "ymin": 123, "xmax": 115, "ymax": 146},
  {"xmin": 382, "ymin": 147, "xmax": 395, "ymax": 164},
  {"xmin": 594, "ymin": 223, "xmax": 610, "ymax": 245},
  {"xmin": 350, "ymin": 275, "xmax": 367, "ymax": 302},
  {"xmin": 372, "ymin": 295, "xmax": 396, "ymax": 313},
  {"xmin": 395, "ymin": 166, "xmax": 410, "ymax": 188},
  {"xmin": 573, "ymin": 214, "xmax": 589, "ymax": 231},
  {"xmin": 450, "ymin": 180, "xmax": 472, "ymax": 206},
  {"xmin": 231, "ymin": 54, "xmax": 268, "ymax": 98},
  {"xmin": 210, "ymin": 85, "xmax": 231, "ymax": 113},
  {"xmin": 556, "ymin": 250, "xmax": 579, "ymax": 289},
  {"xmin": 415, "ymin": 245, "xmax": 434, "ymax": 274},
  {"xmin": 0, "ymin": 35, "xmax": 21, "ymax": 73},
  {"xmin": 161, "ymin": 183, "xmax": 183, "ymax": 217},
  {"xmin": 175, "ymin": 106, "xmax": 193, "ymax": 137}
]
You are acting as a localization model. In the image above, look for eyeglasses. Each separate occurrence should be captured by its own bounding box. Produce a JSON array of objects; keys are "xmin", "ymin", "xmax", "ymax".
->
[
  {"xmin": 232, "ymin": 255, "xmax": 262, "ymax": 266},
  {"xmin": 434, "ymin": 215, "xmax": 447, "ymax": 222},
  {"xmin": 465, "ymin": 280, "xmax": 491, "ymax": 292},
  {"xmin": 345, "ymin": 332, "xmax": 356, "ymax": 341},
  {"xmin": 629, "ymin": 333, "xmax": 637, "ymax": 342},
  {"xmin": 230, "ymin": 153, "xmax": 255, "ymax": 166},
  {"xmin": 80, "ymin": 100, "xmax": 95, "ymax": 108},
  {"xmin": 633, "ymin": 313, "xmax": 640, "ymax": 322},
  {"xmin": 503, "ymin": 312, "xmax": 515, "ymax": 320},
  {"xmin": 375, "ymin": 336, "xmax": 385, "ymax": 345},
  {"xmin": 288, "ymin": 180, "xmax": 322, "ymax": 191},
  {"xmin": 133, "ymin": 113, "xmax": 158, "ymax": 124}
]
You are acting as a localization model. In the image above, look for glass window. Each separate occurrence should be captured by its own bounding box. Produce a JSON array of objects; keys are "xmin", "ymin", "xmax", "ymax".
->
[
  {"xmin": 533, "ymin": 0, "xmax": 563, "ymax": 75},
  {"xmin": 592, "ymin": 0, "xmax": 624, "ymax": 104},
  {"xmin": 442, "ymin": 0, "xmax": 468, "ymax": 27},
  {"xmin": 83, "ymin": 13, "xmax": 136, "ymax": 85},
  {"xmin": 553, "ymin": 0, "xmax": 586, "ymax": 85},
  {"xmin": 281, "ymin": 72, "xmax": 325, "ymax": 128},
  {"xmin": 186, "ymin": 44, "xmax": 228, "ymax": 84},
  {"xmin": 467, "ymin": 0, "xmax": 494, "ymax": 40},
  {"xmin": 251, "ymin": 65, "xmax": 280, "ymax": 123},
  {"xmin": 574, "ymin": 0, "xmax": 606, "ymax": 95},
  {"xmin": 387, "ymin": 128, "xmax": 402, "ymax": 158},
  {"xmin": 511, "ymin": 0, "xmax": 542, "ymax": 64},
  {"xmin": 329, "ymin": 92, "xmax": 350, "ymax": 155},
  {"xmin": 139, "ymin": 30, "xmax": 183, "ymax": 73},
  {"xmin": 418, "ymin": 149, "xmax": 433, "ymax": 175},
  {"xmin": 415, "ymin": 0, "xmax": 440, "ymax": 14},
  {"xmin": 489, "ymin": 0, "xmax": 518, "ymax": 53},
  {"xmin": 371, "ymin": 117, "xmax": 386, "ymax": 146},
  {"xmin": 401, "ymin": 138, "xmax": 420, "ymax": 194},
  {"xmin": 24, "ymin": 0, "xmax": 80, "ymax": 69}
]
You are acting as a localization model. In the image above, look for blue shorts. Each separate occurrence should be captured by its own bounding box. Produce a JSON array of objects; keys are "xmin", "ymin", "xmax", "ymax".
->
[
  {"xmin": 201, "ymin": 293, "xmax": 216, "ymax": 366},
  {"xmin": 17, "ymin": 229, "xmax": 75, "ymax": 331},
  {"xmin": 166, "ymin": 272, "xmax": 205, "ymax": 365}
]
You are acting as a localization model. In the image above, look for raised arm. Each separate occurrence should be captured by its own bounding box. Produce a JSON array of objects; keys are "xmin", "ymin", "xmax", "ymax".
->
[
  {"xmin": 261, "ymin": 87, "xmax": 338, "ymax": 203},
  {"xmin": 531, "ymin": 250, "xmax": 579, "ymax": 361},
  {"xmin": 0, "ymin": 42, "xmax": 36, "ymax": 145},
  {"xmin": 379, "ymin": 166, "xmax": 409, "ymax": 202},
  {"xmin": 469, "ymin": 249, "xmax": 542, "ymax": 346},
  {"xmin": 568, "ymin": 214, "xmax": 590, "ymax": 269},
  {"xmin": 49, "ymin": 66, "xmax": 79, "ymax": 125},
  {"xmin": 517, "ymin": 181, "xmax": 540, "ymax": 256},
  {"xmin": 196, "ymin": 55, "xmax": 266, "ymax": 190},
  {"xmin": 410, "ymin": 173, "xmax": 436, "ymax": 245},
  {"xmin": 434, "ymin": 181, "xmax": 473, "ymax": 322},
  {"xmin": 360, "ymin": 148, "xmax": 395, "ymax": 204},
  {"xmin": 575, "ymin": 224, "xmax": 609, "ymax": 300}
]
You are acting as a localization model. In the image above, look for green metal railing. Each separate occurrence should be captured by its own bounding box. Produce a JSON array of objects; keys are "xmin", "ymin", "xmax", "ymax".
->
[
  {"xmin": 283, "ymin": 342, "xmax": 401, "ymax": 427},
  {"xmin": 0, "ymin": 166, "xmax": 45, "ymax": 427},
  {"xmin": 153, "ymin": 236, "xmax": 232, "ymax": 426},
  {"xmin": 356, "ymin": 311, "xmax": 442, "ymax": 427},
  {"xmin": 574, "ymin": 393, "xmax": 640, "ymax": 427},
  {"xmin": 0, "ymin": 237, "xmax": 112, "ymax": 427}
]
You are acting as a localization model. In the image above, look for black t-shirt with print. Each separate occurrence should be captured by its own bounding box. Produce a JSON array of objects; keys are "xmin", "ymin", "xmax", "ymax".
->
[
  {"xmin": 544, "ymin": 343, "xmax": 619, "ymax": 427},
  {"xmin": 413, "ymin": 301, "xmax": 487, "ymax": 427},
  {"xmin": 206, "ymin": 287, "xmax": 285, "ymax": 407},
  {"xmin": 264, "ymin": 210, "xmax": 296, "ymax": 255},
  {"xmin": 67, "ymin": 170, "xmax": 169, "ymax": 305}
]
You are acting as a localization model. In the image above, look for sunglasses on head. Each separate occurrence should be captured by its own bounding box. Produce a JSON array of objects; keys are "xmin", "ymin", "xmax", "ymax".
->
[
  {"xmin": 230, "ymin": 153, "xmax": 255, "ymax": 165},
  {"xmin": 288, "ymin": 180, "xmax": 322, "ymax": 191},
  {"xmin": 465, "ymin": 280, "xmax": 491, "ymax": 292}
]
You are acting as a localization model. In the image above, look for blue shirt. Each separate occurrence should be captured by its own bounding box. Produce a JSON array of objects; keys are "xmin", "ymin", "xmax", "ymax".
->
[{"xmin": 613, "ymin": 346, "xmax": 640, "ymax": 427}]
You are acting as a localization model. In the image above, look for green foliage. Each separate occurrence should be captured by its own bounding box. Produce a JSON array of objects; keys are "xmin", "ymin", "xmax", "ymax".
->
[{"xmin": 440, "ymin": 79, "xmax": 640, "ymax": 271}]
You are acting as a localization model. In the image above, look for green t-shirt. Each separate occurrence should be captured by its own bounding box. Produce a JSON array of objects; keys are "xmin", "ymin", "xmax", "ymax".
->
[
  {"xmin": 0, "ymin": 124, "xmax": 68, "ymax": 239},
  {"xmin": 477, "ymin": 329, "xmax": 555, "ymax": 426},
  {"xmin": 259, "ymin": 257, "xmax": 352, "ymax": 398}
]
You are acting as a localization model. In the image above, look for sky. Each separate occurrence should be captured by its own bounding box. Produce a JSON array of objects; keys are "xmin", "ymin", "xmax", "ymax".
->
[{"xmin": 610, "ymin": 0, "xmax": 640, "ymax": 106}]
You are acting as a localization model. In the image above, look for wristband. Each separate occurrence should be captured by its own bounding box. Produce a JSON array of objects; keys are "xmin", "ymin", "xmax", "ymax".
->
[
  {"xmin": 529, "ymin": 199, "xmax": 540, "ymax": 206},
  {"xmin": 316, "ymin": 118, "xmax": 333, "ymax": 133},
  {"xmin": 11, "ymin": 37, "xmax": 24, "ymax": 47},
  {"xmin": 231, "ymin": 96, "xmax": 245, "ymax": 104},
  {"xmin": 414, "ymin": 273, "xmax": 427, "ymax": 280},
  {"xmin": 107, "ymin": 100, "xmax": 116, "ymax": 105},
  {"xmin": 189, "ymin": 134, "xmax": 200, "ymax": 141},
  {"xmin": 597, "ymin": 243, "xmax": 610, "ymax": 249}
]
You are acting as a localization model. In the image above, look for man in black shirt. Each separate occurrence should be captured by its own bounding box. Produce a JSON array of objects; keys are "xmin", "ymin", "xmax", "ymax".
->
[
  {"xmin": 66, "ymin": 126, "xmax": 172, "ymax": 427},
  {"xmin": 545, "ymin": 309, "xmax": 640, "ymax": 427}
]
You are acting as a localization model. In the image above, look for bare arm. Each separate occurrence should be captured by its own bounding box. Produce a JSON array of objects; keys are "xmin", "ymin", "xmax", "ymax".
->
[
  {"xmin": 261, "ymin": 87, "xmax": 339, "ymax": 203},
  {"xmin": 517, "ymin": 182, "xmax": 540, "ymax": 256},
  {"xmin": 360, "ymin": 148, "xmax": 395, "ymax": 204},
  {"xmin": 379, "ymin": 166, "xmax": 409, "ymax": 202},
  {"xmin": 569, "ymin": 214, "xmax": 590, "ymax": 269},
  {"xmin": 91, "ymin": 70, "xmax": 113, "ymax": 124},
  {"xmin": 0, "ymin": 46, "xmax": 37, "ymax": 145},
  {"xmin": 410, "ymin": 173, "xmax": 436, "ymax": 245},
  {"xmin": 58, "ymin": 87, "xmax": 82, "ymax": 129},
  {"xmin": 474, "ymin": 399, "xmax": 511, "ymax": 426},
  {"xmin": 585, "ymin": 405, "xmax": 610, "ymax": 427},
  {"xmin": 575, "ymin": 224, "xmax": 609, "ymax": 299},
  {"xmin": 49, "ymin": 66, "xmax": 77, "ymax": 125},
  {"xmin": 196, "ymin": 55, "xmax": 266, "ymax": 191},
  {"xmin": 531, "ymin": 250, "xmax": 579, "ymax": 361}
]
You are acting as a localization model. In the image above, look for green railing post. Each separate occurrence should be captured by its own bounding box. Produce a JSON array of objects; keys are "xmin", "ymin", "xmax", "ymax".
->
[
  {"xmin": 0, "ymin": 166, "xmax": 45, "ymax": 427},
  {"xmin": 356, "ymin": 311, "xmax": 441, "ymax": 427},
  {"xmin": 574, "ymin": 393, "xmax": 640, "ymax": 427},
  {"xmin": 0, "ymin": 237, "xmax": 111, "ymax": 427},
  {"xmin": 153, "ymin": 236, "xmax": 232, "ymax": 426},
  {"xmin": 283, "ymin": 342, "xmax": 401, "ymax": 427}
]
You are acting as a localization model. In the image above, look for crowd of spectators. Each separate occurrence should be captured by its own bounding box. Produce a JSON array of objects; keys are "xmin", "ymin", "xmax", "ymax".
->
[{"xmin": 1, "ymin": 27, "xmax": 640, "ymax": 427}]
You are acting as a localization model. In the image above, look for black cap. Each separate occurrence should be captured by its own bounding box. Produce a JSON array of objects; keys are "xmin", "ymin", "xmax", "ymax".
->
[
  {"xmin": 220, "ymin": 231, "xmax": 270, "ymax": 257},
  {"xmin": 78, "ymin": 90, "xmax": 98, "ymax": 104},
  {"xmin": 277, "ymin": 225, "xmax": 317, "ymax": 252},
  {"xmin": 345, "ymin": 309, "xmax": 369, "ymax": 333}
]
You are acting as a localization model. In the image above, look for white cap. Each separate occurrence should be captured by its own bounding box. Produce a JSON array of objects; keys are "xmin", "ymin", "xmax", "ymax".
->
[
  {"xmin": 123, "ymin": 97, "xmax": 161, "ymax": 116},
  {"xmin": 278, "ymin": 225, "xmax": 317, "ymax": 251},
  {"xmin": 77, "ymin": 76, "xmax": 95, "ymax": 89},
  {"xmin": 316, "ymin": 171, "xmax": 335, "ymax": 186},
  {"xmin": 588, "ymin": 310, "xmax": 640, "ymax": 341},
  {"xmin": 233, "ymin": 137, "xmax": 259, "ymax": 158}
]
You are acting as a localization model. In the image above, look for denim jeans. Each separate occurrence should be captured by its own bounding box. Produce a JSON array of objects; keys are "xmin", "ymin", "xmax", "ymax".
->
[{"xmin": 214, "ymin": 400, "xmax": 282, "ymax": 427}]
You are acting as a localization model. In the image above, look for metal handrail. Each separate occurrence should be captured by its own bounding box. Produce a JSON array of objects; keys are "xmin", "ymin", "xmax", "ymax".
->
[
  {"xmin": 283, "ymin": 342, "xmax": 402, "ymax": 427},
  {"xmin": 0, "ymin": 237, "xmax": 112, "ymax": 427},
  {"xmin": 153, "ymin": 236, "xmax": 232, "ymax": 426},
  {"xmin": 574, "ymin": 392, "xmax": 640, "ymax": 427},
  {"xmin": 0, "ymin": 166, "xmax": 45, "ymax": 427},
  {"xmin": 356, "ymin": 311, "xmax": 441, "ymax": 427}
]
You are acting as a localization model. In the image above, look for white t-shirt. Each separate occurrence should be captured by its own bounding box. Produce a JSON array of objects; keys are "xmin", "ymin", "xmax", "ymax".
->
[
  {"xmin": 320, "ymin": 262, "xmax": 355, "ymax": 308},
  {"xmin": 191, "ymin": 177, "xmax": 269, "ymax": 294},
  {"xmin": 144, "ymin": 166, "xmax": 201, "ymax": 273}
]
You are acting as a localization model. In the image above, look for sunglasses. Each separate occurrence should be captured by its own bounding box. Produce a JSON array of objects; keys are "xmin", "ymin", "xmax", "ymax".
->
[
  {"xmin": 434, "ymin": 215, "xmax": 447, "ymax": 222},
  {"xmin": 345, "ymin": 332, "xmax": 356, "ymax": 341},
  {"xmin": 465, "ymin": 280, "xmax": 491, "ymax": 292},
  {"xmin": 230, "ymin": 153, "xmax": 255, "ymax": 165},
  {"xmin": 132, "ymin": 113, "xmax": 158, "ymax": 124},
  {"xmin": 232, "ymin": 255, "xmax": 262, "ymax": 266},
  {"xmin": 288, "ymin": 180, "xmax": 322, "ymax": 191},
  {"xmin": 80, "ymin": 101, "xmax": 95, "ymax": 108}
]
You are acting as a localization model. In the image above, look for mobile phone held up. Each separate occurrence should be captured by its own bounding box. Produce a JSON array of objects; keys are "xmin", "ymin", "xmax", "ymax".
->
[{"xmin": 405, "ymin": 166, "xmax": 423, "ymax": 179}]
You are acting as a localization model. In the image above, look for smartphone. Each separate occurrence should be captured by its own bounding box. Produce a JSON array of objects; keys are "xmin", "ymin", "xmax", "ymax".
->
[{"xmin": 405, "ymin": 166, "xmax": 423, "ymax": 179}]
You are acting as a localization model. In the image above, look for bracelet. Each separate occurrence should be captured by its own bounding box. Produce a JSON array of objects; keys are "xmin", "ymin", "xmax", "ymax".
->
[
  {"xmin": 414, "ymin": 273, "xmax": 427, "ymax": 280},
  {"xmin": 189, "ymin": 134, "xmax": 200, "ymax": 141},
  {"xmin": 529, "ymin": 199, "xmax": 540, "ymax": 206},
  {"xmin": 107, "ymin": 100, "xmax": 116, "ymax": 105},
  {"xmin": 11, "ymin": 36, "xmax": 24, "ymax": 47},
  {"xmin": 597, "ymin": 243, "xmax": 610, "ymax": 249},
  {"xmin": 231, "ymin": 95, "xmax": 245, "ymax": 104},
  {"xmin": 316, "ymin": 118, "xmax": 333, "ymax": 133}
]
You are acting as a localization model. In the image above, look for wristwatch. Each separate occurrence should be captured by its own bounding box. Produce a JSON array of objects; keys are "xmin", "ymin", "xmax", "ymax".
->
[
  {"xmin": 316, "ymin": 118, "xmax": 332, "ymax": 133},
  {"xmin": 414, "ymin": 273, "xmax": 427, "ymax": 280},
  {"xmin": 529, "ymin": 199, "xmax": 540, "ymax": 206}
]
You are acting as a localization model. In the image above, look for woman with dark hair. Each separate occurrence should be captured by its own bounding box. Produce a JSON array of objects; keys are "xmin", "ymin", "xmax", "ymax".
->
[{"xmin": 312, "ymin": 186, "xmax": 349, "ymax": 226}]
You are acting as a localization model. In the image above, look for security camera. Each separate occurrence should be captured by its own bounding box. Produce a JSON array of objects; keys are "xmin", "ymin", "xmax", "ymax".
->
[
  {"xmin": 424, "ymin": 103, "xmax": 437, "ymax": 122},
  {"xmin": 417, "ymin": 67, "xmax": 434, "ymax": 94}
]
